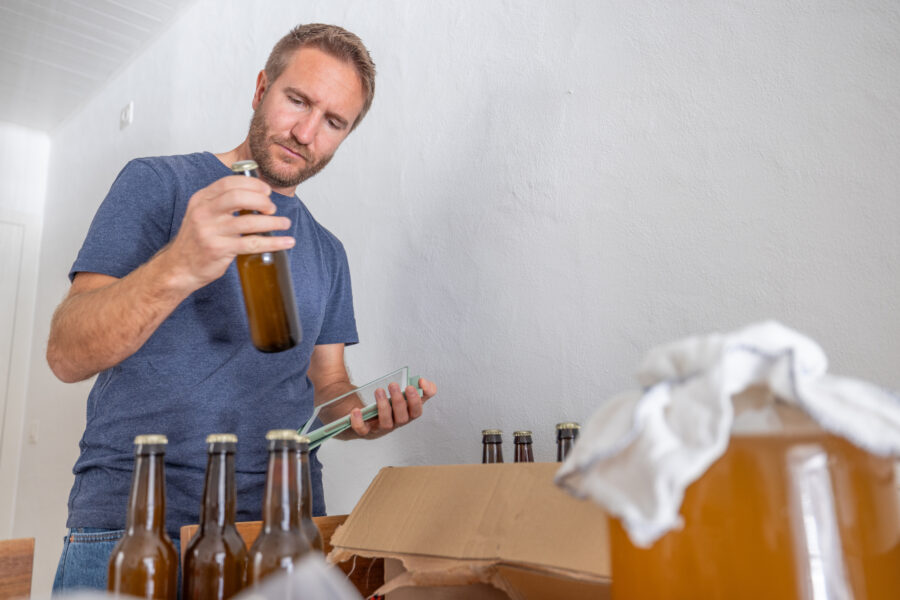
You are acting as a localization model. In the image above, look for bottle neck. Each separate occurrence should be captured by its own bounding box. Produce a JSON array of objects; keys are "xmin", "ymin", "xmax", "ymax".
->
[
  {"xmin": 296, "ymin": 450, "xmax": 314, "ymax": 520},
  {"xmin": 557, "ymin": 437, "xmax": 574, "ymax": 461},
  {"xmin": 125, "ymin": 452, "xmax": 167, "ymax": 532},
  {"xmin": 514, "ymin": 441, "xmax": 534, "ymax": 463},
  {"xmin": 483, "ymin": 442, "xmax": 503, "ymax": 464},
  {"xmin": 263, "ymin": 446, "xmax": 299, "ymax": 531},
  {"xmin": 199, "ymin": 450, "xmax": 236, "ymax": 529}
]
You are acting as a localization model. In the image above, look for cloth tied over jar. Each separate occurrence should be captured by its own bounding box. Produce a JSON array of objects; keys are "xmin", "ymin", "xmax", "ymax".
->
[{"xmin": 554, "ymin": 321, "xmax": 900, "ymax": 547}]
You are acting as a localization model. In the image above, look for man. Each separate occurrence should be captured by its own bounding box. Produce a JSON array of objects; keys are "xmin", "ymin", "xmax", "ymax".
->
[{"xmin": 48, "ymin": 23, "xmax": 436, "ymax": 592}]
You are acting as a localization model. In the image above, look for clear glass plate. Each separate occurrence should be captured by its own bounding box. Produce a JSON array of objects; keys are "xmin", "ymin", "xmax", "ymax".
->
[{"xmin": 299, "ymin": 366, "xmax": 420, "ymax": 449}]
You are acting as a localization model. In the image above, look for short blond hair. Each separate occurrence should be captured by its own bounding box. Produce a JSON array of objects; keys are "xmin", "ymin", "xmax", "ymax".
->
[{"xmin": 265, "ymin": 24, "xmax": 376, "ymax": 131}]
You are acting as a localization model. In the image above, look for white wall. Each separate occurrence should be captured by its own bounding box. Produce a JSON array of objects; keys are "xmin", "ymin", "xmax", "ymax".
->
[{"xmin": 15, "ymin": 0, "xmax": 900, "ymax": 595}]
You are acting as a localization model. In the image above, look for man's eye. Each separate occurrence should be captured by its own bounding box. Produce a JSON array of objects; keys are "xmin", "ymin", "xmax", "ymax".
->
[
  {"xmin": 290, "ymin": 97, "xmax": 306, "ymax": 107},
  {"xmin": 328, "ymin": 119, "xmax": 342, "ymax": 130}
]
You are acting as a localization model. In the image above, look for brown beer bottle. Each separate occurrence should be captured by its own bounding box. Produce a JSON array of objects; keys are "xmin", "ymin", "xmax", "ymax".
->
[
  {"xmin": 107, "ymin": 434, "xmax": 178, "ymax": 599},
  {"xmin": 482, "ymin": 429, "xmax": 504, "ymax": 463},
  {"xmin": 556, "ymin": 422, "xmax": 580, "ymax": 462},
  {"xmin": 246, "ymin": 430, "xmax": 311, "ymax": 585},
  {"xmin": 294, "ymin": 434, "xmax": 323, "ymax": 552},
  {"xmin": 230, "ymin": 160, "xmax": 302, "ymax": 353},
  {"xmin": 513, "ymin": 430, "xmax": 535, "ymax": 463},
  {"xmin": 182, "ymin": 434, "xmax": 248, "ymax": 599}
]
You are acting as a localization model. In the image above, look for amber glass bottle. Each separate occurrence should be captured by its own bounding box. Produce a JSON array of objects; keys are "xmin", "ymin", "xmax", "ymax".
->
[
  {"xmin": 295, "ymin": 434, "xmax": 323, "ymax": 552},
  {"xmin": 230, "ymin": 160, "xmax": 302, "ymax": 353},
  {"xmin": 556, "ymin": 422, "xmax": 580, "ymax": 462},
  {"xmin": 513, "ymin": 430, "xmax": 535, "ymax": 463},
  {"xmin": 183, "ymin": 434, "xmax": 248, "ymax": 599},
  {"xmin": 107, "ymin": 434, "xmax": 178, "ymax": 599},
  {"xmin": 482, "ymin": 429, "xmax": 504, "ymax": 463},
  {"xmin": 246, "ymin": 430, "xmax": 311, "ymax": 585}
]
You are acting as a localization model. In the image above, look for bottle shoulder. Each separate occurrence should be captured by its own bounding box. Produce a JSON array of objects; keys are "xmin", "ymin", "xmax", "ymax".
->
[
  {"xmin": 248, "ymin": 528, "xmax": 310, "ymax": 557},
  {"xmin": 110, "ymin": 530, "xmax": 177, "ymax": 561},
  {"xmin": 184, "ymin": 527, "xmax": 248, "ymax": 557}
]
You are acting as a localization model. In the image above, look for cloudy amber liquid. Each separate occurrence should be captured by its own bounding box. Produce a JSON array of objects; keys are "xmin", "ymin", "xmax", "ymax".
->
[
  {"xmin": 610, "ymin": 433, "xmax": 900, "ymax": 600},
  {"xmin": 236, "ymin": 249, "xmax": 300, "ymax": 353}
]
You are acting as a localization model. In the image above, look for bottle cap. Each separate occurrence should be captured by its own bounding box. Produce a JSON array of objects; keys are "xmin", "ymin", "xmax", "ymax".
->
[
  {"xmin": 266, "ymin": 429, "xmax": 298, "ymax": 441},
  {"xmin": 295, "ymin": 434, "xmax": 311, "ymax": 444},
  {"xmin": 555, "ymin": 422, "xmax": 581, "ymax": 430},
  {"xmin": 481, "ymin": 429, "xmax": 502, "ymax": 436},
  {"xmin": 513, "ymin": 430, "xmax": 533, "ymax": 437},
  {"xmin": 134, "ymin": 434, "xmax": 167, "ymax": 445},
  {"xmin": 231, "ymin": 159, "xmax": 258, "ymax": 173},
  {"xmin": 206, "ymin": 433, "xmax": 238, "ymax": 444}
]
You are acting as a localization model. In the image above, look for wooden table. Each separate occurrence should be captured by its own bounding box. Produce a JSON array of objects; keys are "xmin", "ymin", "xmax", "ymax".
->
[{"xmin": 0, "ymin": 537, "xmax": 34, "ymax": 599}]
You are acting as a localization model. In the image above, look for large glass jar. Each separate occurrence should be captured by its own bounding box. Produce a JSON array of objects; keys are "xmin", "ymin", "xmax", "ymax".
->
[{"xmin": 609, "ymin": 426, "xmax": 900, "ymax": 599}]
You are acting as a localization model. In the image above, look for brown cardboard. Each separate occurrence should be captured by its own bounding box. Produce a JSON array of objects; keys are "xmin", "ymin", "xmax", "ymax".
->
[{"xmin": 328, "ymin": 463, "xmax": 610, "ymax": 599}]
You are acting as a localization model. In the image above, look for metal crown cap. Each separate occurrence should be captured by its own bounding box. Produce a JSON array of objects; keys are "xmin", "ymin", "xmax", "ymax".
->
[
  {"xmin": 230, "ymin": 159, "xmax": 258, "ymax": 173},
  {"xmin": 134, "ymin": 434, "xmax": 167, "ymax": 445},
  {"xmin": 555, "ymin": 422, "xmax": 581, "ymax": 430},
  {"xmin": 206, "ymin": 433, "xmax": 238, "ymax": 444},
  {"xmin": 513, "ymin": 430, "xmax": 533, "ymax": 437},
  {"xmin": 266, "ymin": 429, "xmax": 298, "ymax": 441},
  {"xmin": 482, "ymin": 429, "xmax": 502, "ymax": 436}
]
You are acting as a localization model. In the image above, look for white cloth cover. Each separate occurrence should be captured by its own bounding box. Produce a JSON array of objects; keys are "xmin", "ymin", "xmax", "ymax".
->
[{"xmin": 554, "ymin": 321, "xmax": 900, "ymax": 547}]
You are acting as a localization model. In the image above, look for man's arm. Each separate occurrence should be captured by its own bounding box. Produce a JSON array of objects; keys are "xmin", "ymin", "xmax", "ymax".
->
[
  {"xmin": 47, "ymin": 175, "xmax": 295, "ymax": 383},
  {"xmin": 48, "ymin": 264, "xmax": 189, "ymax": 383},
  {"xmin": 308, "ymin": 343, "xmax": 437, "ymax": 438}
]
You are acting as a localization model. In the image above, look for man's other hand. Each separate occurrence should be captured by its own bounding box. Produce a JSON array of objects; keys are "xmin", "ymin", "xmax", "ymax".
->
[{"xmin": 348, "ymin": 377, "xmax": 437, "ymax": 438}]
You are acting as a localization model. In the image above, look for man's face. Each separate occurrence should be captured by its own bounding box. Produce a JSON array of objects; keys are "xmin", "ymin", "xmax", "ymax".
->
[{"xmin": 248, "ymin": 46, "xmax": 365, "ymax": 191}]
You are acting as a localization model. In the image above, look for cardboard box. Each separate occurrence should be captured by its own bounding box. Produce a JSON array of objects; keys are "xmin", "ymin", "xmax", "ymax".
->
[{"xmin": 328, "ymin": 463, "xmax": 611, "ymax": 599}]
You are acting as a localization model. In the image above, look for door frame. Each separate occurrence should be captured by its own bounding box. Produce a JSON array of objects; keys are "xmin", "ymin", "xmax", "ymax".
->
[{"xmin": 0, "ymin": 207, "xmax": 42, "ymax": 538}]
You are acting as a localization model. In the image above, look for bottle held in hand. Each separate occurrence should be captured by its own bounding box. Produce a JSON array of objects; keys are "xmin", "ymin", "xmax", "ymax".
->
[{"xmin": 231, "ymin": 160, "xmax": 302, "ymax": 353}]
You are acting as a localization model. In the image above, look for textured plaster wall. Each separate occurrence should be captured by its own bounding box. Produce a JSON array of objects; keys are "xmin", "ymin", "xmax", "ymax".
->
[{"xmin": 14, "ymin": 0, "xmax": 900, "ymax": 594}]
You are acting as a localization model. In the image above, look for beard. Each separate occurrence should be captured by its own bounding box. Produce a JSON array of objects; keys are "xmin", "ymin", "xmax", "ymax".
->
[{"xmin": 247, "ymin": 105, "xmax": 334, "ymax": 189}]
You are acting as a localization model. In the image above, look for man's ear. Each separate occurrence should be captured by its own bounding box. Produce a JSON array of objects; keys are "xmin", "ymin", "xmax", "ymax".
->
[{"xmin": 252, "ymin": 70, "xmax": 269, "ymax": 110}]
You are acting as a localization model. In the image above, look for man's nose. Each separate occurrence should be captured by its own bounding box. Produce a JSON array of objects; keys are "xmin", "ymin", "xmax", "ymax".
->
[{"xmin": 292, "ymin": 114, "xmax": 319, "ymax": 145}]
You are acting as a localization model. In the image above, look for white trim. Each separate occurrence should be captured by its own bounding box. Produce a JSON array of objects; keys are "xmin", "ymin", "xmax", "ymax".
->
[{"xmin": 0, "ymin": 207, "xmax": 43, "ymax": 538}]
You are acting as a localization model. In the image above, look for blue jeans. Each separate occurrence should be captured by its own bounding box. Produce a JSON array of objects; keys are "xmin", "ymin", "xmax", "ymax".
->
[{"xmin": 53, "ymin": 528, "xmax": 181, "ymax": 595}]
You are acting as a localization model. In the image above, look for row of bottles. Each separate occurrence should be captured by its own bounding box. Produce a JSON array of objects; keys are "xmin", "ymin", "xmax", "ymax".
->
[
  {"xmin": 481, "ymin": 422, "xmax": 580, "ymax": 463},
  {"xmin": 107, "ymin": 430, "xmax": 321, "ymax": 599}
]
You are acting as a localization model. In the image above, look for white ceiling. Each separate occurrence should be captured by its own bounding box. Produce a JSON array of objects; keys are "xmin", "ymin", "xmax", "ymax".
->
[{"xmin": 0, "ymin": 0, "xmax": 193, "ymax": 132}]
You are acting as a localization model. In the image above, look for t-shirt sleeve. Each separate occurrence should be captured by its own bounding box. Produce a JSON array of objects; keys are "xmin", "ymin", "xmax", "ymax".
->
[
  {"xmin": 69, "ymin": 159, "xmax": 175, "ymax": 282},
  {"xmin": 315, "ymin": 240, "xmax": 359, "ymax": 346}
]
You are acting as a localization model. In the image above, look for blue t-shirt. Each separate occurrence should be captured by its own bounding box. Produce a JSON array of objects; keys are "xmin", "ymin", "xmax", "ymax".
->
[{"xmin": 66, "ymin": 152, "xmax": 358, "ymax": 536}]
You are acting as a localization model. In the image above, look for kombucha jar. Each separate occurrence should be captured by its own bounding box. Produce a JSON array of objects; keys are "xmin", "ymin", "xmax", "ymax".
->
[{"xmin": 609, "ymin": 426, "xmax": 900, "ymax": 600}]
